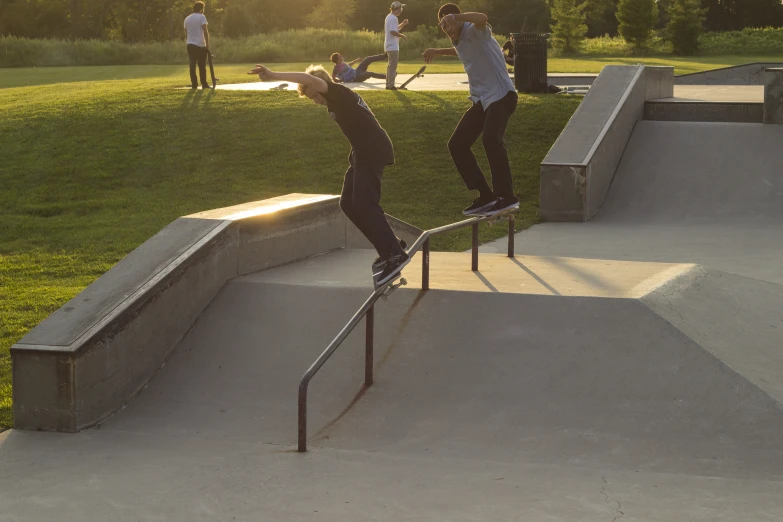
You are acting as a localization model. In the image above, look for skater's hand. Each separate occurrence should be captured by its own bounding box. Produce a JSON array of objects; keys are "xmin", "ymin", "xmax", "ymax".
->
[
  {"xmin": 422, "ymin": 48, "xmax": 437, "ymax": 64},
  {"xmin": 400, "ymin": 19, "xmax": 409, "ymax": 27},
  {"xmin": 248, "ymin": 64, "xmax": 275, "ymax": 81}
]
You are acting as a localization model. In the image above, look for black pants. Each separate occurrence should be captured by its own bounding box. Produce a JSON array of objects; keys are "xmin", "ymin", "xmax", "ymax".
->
[
  {"xmin": 187, "ymin": 44, "xmax": 209, "ymax": 88},
  {"xmin": 354, "ymin": 53, "xmax": 387, "ymax": 83},
  {"xmin": 448, "ymin": 90, "xmax": 518, "ymax": 199},
  {"xmin": 340, "ymin": 152, "xmax": 404, "ymax": 260}
]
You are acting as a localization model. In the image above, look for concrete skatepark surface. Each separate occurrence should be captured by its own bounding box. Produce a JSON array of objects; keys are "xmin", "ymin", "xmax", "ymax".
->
[
  {"xmin": 3, "ymin": 251, "xmax": 783, "ymax": 521},
  {"xmin": 216, "ymin": 72, "xmax": 597, "ymax": 92},
  {"xmin": 4, "ymin": 68, "xmax": 783, "ymax": 521}
]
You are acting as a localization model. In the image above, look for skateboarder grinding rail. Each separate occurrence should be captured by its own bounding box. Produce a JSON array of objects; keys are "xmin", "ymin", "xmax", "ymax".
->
[
  {"xmin": 423, "ymin": 4, "xmax": 520, "ymax": 217},
  {"xmin": 248, "ymin": 64, "xmax": 411, "ymax": 286},
  {"xmin": 331, "ymin": 53, "xmax": 387, "ymax": 84}
]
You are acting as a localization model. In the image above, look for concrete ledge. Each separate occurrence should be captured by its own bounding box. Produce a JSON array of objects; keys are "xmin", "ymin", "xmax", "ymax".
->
[
  {"xmin": 12, "ymin": 193, "xmax": 372, "ymax": 432},
  {"xmin": 540, "ymin": 65, "xmax": 674, "ymax": 222},
  {"xmin": 764, "ymin": 68, "xmax": 783, "ymax": 124},
  {"xmin": 675, "ymin": 62, "xmax": 783, "ymax": 85},
  {"xmin": 645, "ymin": 100, "xmax": 762, "ymax": 123}
]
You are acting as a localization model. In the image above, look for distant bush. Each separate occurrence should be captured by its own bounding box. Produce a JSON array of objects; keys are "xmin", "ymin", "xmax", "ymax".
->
[
  {"xmin": 0, "ymin": 27, "xmax": 473, "ymax": 67},
  {"xmin": 699, "ymin": 27, "xmax": 783, "ymax": 55},
  {"xmin": 576, "ymin": 34, "xmax": 670, "ymax": 55},
  {"xmin": 4, "ymin": 26, "xmax": 783, "ymax": 67}
]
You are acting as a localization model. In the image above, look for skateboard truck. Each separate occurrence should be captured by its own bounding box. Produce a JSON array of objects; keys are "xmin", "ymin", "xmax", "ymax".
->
[
  {"xmin": 485, "ymin": 208, "xmax": 519, "ymax": 226},
  {"xmin": 379, "ymin": 277, "xmax": 407, "ymax": 300}
]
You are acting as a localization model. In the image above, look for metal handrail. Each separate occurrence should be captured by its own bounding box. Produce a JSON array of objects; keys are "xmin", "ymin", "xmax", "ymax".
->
[{"xmin": 297, "ymin": 211, "xmax": 517, "ymax": 451}]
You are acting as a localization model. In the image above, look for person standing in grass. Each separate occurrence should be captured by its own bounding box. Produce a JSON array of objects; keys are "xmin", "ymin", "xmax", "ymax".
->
[
  {"xmin": 330, "ymin": 52, "xmax": 387, "ymax": 84},
  {"xmin": 184, "ymin": 1, "xmax": 210, "ymax": 89},
  {"xmin": 248, "ymin": 64, "xmax": 411, "ymax": 286},
  {"xmin": 423, "ymin": 4, "xmax": 520, "ymax": 217},
  {"xmin": 384, "ymin": 1, "xmax": 409, "ymax": 90}
]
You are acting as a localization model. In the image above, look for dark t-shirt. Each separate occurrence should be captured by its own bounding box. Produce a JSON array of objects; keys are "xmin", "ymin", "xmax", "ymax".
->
[{"xmin": 322, "ymin": 82, "xmax": 394, "ymax": 165}]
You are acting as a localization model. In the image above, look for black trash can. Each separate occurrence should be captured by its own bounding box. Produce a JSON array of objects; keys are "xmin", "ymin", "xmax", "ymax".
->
[{"xmin": 511, "ymin": 33, "xmax": 548, "ymax": 93}]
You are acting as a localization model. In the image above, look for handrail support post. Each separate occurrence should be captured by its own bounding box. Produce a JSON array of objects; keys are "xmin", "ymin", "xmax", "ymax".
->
[
  {"xmin": 508, "ymin": 215, "xmax": 515, "ymax": 258},
  {"xmin": 365, "ymin": 305, "xmax": 374, "ymax": 386},
  {"xmin": 472, "ymin": 223, "xmax": 479, "ymax": 271},
  {"xmin": 422, "ymin": 238, "xmax": 430, "ymax": 290}
]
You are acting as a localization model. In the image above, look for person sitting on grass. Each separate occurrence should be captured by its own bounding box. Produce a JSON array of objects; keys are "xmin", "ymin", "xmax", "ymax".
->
[
  {"xmin": 331, "ymin": 52, "xmax": 388, "ymax": 84},
  {"xmin": 248, "ymin": 63, "xmax": 411, "ymax": 286}
]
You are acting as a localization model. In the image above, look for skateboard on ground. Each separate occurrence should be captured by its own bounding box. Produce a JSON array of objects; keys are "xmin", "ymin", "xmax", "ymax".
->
[
  {"xmin": 207, "ymin": 50, "xmax": 219, "ymax": 89},
  {"xmin": 398, "ymin": 66, "xmax": 426, "ymax": 90},
  {"xmin": 271, "ymin": 83, "xmax": 289, "ymax": 90}
]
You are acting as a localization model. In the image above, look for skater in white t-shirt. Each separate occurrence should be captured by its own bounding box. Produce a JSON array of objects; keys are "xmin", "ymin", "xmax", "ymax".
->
[
  {"xmin": 384, "ymin": 1, "xmax": 409, "ymax": 90},
  {"xmin": 184, "ymin": 1, "xmax": 210, "ymax": 89}
]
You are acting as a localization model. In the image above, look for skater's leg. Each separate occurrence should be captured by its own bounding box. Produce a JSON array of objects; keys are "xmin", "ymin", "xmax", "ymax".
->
[
  {"xmin": 354, "ymin": 71, "xmax": 386, "ymax": 82},
  {"xmin": 482, "ymin": 91, "xmax": 518, "ymax": 199},
  {"xmin": 351, "ymin": 159, "xmax": 405, "ymax": 260},
  {"xmin": 198, "ymin": 47, "xmax": 209, "ymax": 88},
  {"xmin": 187, "ymin": 45, "xmax": 199, "ymax": 88},
  {"xmin": 448, "ymin": 102, "xmax": 493, "ymax": 197},
  {"xmin": 354, "ymin": 71, "xmax": 373, "ymax": 83},
  {"xmin": 340, "ymin": 153, "xmax": 375, "ymax": 240},
  {"xmin": 386, "ymin": 51, "xmax": 399, "ymax": 89},
  {"xmin": 356, "ymin": 53, "xmax": 388, "ymax": 74}
]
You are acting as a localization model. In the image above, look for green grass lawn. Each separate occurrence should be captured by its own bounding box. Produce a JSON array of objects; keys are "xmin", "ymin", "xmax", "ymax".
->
[
  {"xmin": 2, "ymin": 54, "xmax": 780, "ymax": 89},
  {"xmin": 0, "ymin": 69, "xmax": 582, "ymax": 430}
]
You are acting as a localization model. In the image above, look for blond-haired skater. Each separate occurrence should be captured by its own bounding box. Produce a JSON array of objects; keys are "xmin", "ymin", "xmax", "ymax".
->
[{"xmin": 248, "ymin": 64, "xmax": 410, "ymax": 286}]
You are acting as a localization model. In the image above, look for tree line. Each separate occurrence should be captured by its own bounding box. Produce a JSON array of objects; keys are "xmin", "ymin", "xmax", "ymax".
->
[{"xmin": 0, "ymin": 0, "xmax": 781, "ymax": 42}]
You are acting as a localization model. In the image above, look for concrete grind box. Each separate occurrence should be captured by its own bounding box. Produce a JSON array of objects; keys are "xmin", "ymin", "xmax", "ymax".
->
[{"xmin": 11, "ymin": 194, "xmax": 421, "ymax": 432}]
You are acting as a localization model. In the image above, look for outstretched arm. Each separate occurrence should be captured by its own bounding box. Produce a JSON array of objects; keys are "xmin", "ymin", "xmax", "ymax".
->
[
  {"xmin": 248, "ymin": 65, "xmax": 329, "ymax": 94},
  {"xmin": 422, "ymin": 47, "xmax": 457, "ymax": 63},
  {"xmin": 441, "ymin": 12, "xmax": 488, "ymax": 29},
  {"xmin": 348, "ymin": 57, "xmax": 362, "ymax": 66}
]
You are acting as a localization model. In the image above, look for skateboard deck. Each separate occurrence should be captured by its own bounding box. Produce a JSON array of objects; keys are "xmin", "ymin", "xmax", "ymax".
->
[
  {"xmin": 373, "ymin": 273, "xmax": 408, "ymax": 299},
  {"xmin": 207, "ymin": 51, "xmax": 219, "ymax": 89},
  {"xmin": 398, "ymin": 66, "xmax": 426, "ymax": 90},
  {"xmin": 372, "ymin": 258, "xmax": 409, "ymax": 298},
  {"xmin": 483, "ymin": 205, "xmax": 519, "ymax": 225}
]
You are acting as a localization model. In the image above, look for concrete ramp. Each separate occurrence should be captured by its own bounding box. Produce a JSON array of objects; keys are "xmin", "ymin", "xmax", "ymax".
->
[
  {"xmin": 643, "ymin": 266, "xmax": 783, "ymax": 405},
  {"xmin": 3, "ymin": 249, "xmax": 783, "ymax": 520},
  {"xmin": 487, "ymin": 119, "xmax": 783, "ymax": 284},
  {"xmin": 597, "ymin": 121, "xmax": 783, "ymax": 224}
]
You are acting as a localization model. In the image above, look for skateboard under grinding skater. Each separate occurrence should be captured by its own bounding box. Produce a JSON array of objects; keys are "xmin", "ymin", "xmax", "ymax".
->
[
  {"xmin": 398, "ymin": 66, "xmax": 426, "ymax": 90},
  {"xmin": 374, "ymin": 273, "xmax": 408, "ymax": 299},
  {"xmin": 372, "ymin": 265, "xmax": 408, "ymax": 299},
  {"xmin": 484, "ymin": 204, "xmax": 520, "ymax": 225},
  {"xmin": 207, "ymin": 50, "xmax": 219, "ymax": 89}
]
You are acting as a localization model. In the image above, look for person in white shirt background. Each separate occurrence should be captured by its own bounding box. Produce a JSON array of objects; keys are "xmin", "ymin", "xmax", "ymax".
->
[
  {"xmin": 184, "ymin": 1, "xmax": 211, "ymax": 89},
  {"xmin": 384, "ymin": 1, "xmax": 409, "ymax": 90}
]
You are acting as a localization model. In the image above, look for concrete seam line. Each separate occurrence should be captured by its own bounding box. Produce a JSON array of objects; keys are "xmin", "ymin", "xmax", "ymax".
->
[
  {"xmin": 582, "ymin": 65, "xmax": 645, "ymax": 166},
  {"xmin": 65, "ymin": 220, "xmax": 233, "ymax": 354}
]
